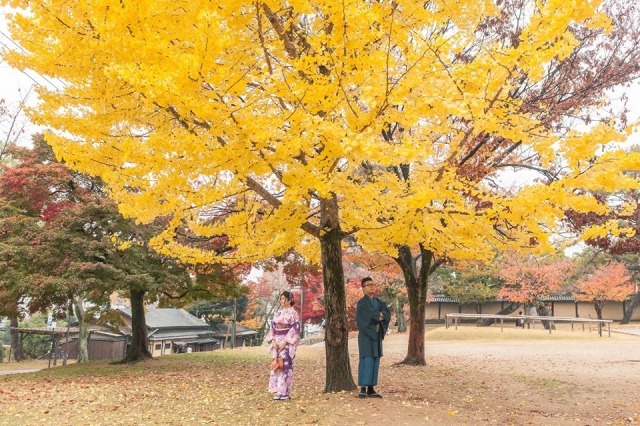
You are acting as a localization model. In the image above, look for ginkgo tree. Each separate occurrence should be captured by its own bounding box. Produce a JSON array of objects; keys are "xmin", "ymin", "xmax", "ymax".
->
[
  {"xmin": 353, "ymin": 0, "xmax": 640, "ymax": 365},
  {"xmin": 3, "ymin": 0, "xmax": 640, "ymax": 390},
  {"xmin": 563, "ymin": 149, "xmax": 640, "ymax": 323}
]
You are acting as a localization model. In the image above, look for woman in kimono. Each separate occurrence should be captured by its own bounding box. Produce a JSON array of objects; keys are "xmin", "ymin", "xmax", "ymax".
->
[{"xmin": 266, "ymin": 290, "xmax": 301, "ymax": 400}]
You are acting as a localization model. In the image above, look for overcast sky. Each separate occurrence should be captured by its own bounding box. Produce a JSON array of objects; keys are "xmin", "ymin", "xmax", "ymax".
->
[{"xmin": 0, "ymin": 7, "xmax": 46, "ymax": 143}]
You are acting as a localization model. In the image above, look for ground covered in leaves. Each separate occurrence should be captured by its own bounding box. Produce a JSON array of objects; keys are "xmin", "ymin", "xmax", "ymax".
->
[{"xmin": 1, "ymin": 325, "xmax": 639, "ymax": 425}]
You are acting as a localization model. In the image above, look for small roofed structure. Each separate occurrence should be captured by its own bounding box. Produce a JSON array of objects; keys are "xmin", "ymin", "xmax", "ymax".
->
[
  {"xmin": 118, "ymin": 307, "xmax": 218, "ymax": 356},
  {"xmin": 10, "ymin": 326, "xmax": 99, "ymax": 367},
  {"xmin": 60, "ymin": 329, "xmax": 128, "ymax": 361},
  {"xmin": 58, "ymin": 308, "xmax": 219, "ymax": 360},
  {"xmin": 210, "ymin": 322, "xmax": 259, "ymax": 349}
]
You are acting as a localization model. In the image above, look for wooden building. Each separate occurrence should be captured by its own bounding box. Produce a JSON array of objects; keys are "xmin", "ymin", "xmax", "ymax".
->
[
  {"xmin": 118, "ymin": 307, "xmax": 218, "ymax": 356},
  {"xmin": 424, "ymin": 295, "xmax": 640, "ymax": 322},
  {"xmin": 61, "ymin": 330, "xmax": 127, "ymax": 360},
  {"xmin": 210, "ymin": 322, "xmax": 259, "ymax": 348},
  {"xmin": 60, "ymin": 308, "xmax": 219, "ymax": 360}
]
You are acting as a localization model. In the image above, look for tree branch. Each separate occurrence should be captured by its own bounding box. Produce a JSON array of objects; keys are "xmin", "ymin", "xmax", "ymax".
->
[
  {"xmin": 493, "ymin": 162, "xmax": 557, "ymax": 182},
  {"xmin": 245, "ymin": 176, "xmax": 321, "ymax": 238}
]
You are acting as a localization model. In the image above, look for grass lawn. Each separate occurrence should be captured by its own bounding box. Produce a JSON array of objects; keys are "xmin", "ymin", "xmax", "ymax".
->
[{"xmin": 1, "ymin": 327, "xmax": 639, "ymax": 425}]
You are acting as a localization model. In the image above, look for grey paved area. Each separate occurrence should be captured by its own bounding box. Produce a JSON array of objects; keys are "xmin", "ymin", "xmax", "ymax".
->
[
  {"xmin": 612, "ymin": 328, "xmax": 640, "ymax": 336},
  {"xmin": 0, "ymin": 369, "xmax": 41, "ymax": 375}
]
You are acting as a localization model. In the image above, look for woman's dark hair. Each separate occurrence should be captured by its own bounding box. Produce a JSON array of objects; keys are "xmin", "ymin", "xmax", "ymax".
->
[{"xmin": 280, "ymin": 291, "xmax": 294, "ymax": 306}]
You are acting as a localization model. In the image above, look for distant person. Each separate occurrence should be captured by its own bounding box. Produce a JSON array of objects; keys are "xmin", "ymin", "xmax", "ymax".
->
[
  {"xmin": 266, "ymin": 291, "xmax": 301, "ymax": 401},
  {"xmin": 186, "ymin": 345, "xmax": 192, "ymax": 353},
  {"xmin": 356, "ymin": 277, "xmax": 390, "ymax": 398},
  {"xmin": 515, "ymin": 311, "xmax": 524, "ymax": 328}
]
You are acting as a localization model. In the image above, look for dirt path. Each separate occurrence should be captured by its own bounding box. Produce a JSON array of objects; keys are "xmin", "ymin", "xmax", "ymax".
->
[
  {"xmin": 335, "ymin": 328, "xmax": 640, "ymax": 425},
  {"xmin": 0, "ymin": 369, "xmax": 41, "ymax": 376}
]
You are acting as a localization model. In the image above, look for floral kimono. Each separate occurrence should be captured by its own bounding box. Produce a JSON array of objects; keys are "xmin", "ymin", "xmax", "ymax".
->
[{"xmin": 266, "ymin": 307, "xmax": 301, "ymax": 398}]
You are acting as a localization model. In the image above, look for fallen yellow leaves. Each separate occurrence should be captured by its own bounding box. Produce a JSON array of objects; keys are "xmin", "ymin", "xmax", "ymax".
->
[{"xmin": 1, "ymin": 332, "xmax": 639, "ymax": 425}]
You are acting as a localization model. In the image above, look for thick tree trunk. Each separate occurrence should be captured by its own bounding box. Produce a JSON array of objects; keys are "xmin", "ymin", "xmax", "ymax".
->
[
  {"xmin": 394, "ymin": 245, "xmax": 432, "ymax": 366},
  {"xmin": 119, "ymin": 288, "xmax": 152, "ymax": 363},
  {"xmin": 74, "ymin": 295, "xmax": 90, "ymax": 363},
  {"xmin": 620, "ymin": 293, "xmax": 640, "ymax": 324},
  {"xmin": 320, "ymin": 196, "xmax": 356, "ymax": 392},
  {"xmin": 9, "ymin": 316, "xmax": 24, "ymax": 362},
  {"xmin": 595, "ymin": 303, "xmax": 603, "ymax": 320}
]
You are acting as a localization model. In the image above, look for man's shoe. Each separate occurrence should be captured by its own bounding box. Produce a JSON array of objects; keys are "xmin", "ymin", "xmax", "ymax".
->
[
  {"xmin": 358, "ymin": 391, "xmax": 368, "ymax": 398},
  {"xmin": 367, "ymin": 392, "xmax": 383, "ymax": 398}
]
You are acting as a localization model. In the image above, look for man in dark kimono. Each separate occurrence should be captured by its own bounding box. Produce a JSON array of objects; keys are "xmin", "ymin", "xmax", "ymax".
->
[{"xmin": 356, "ymin": 276, "xmax": 391, "ymax": 398}]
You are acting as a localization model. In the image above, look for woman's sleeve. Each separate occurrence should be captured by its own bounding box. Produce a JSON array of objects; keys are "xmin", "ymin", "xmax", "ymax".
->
[
  {"xmin": 265, "ymin": 314, "xmax": 275, "ymax": 343},
  {"xmin": 284, "ymin": 311, "xmax": 301, "ymax": 354}
]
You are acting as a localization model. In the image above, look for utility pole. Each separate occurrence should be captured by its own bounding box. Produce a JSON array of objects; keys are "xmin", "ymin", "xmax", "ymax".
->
[
  {"xmin": 292, "ymin": 285, "xmax": 305, "ymax": 338},
  {"xmin": 63, "ymin": 300, "xmax": 71, "ymax": 366},
  {"xmin": 230, "ymin": 298, "xmax": 237, "ymax": 349},
  {"xmin": 300, "ymin": 288, "xmax": 304, "ymax": 338}
]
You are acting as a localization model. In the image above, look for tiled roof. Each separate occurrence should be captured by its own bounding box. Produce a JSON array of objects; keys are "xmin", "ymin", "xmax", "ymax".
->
[
  {"xmin": 211, "ymin": 322, "xmax": 258, "ymax": 336},
  {"xmin": 150, "ymin": 330, "xmax": 211, "ymax": 340},
  {"xmin": 118, "ymin": 307, "xmax": 209, "ymax": 329},
  {"xmin": 428, "ymin": 296, "xmax": 458, "ymax": 303},
  {"xmin": 540, "ymin": 295, "xmax": 577, "ymax": 301},
  {"xmin": 427, "ymin": 294, "xmax": 580, "ymax": 303}
]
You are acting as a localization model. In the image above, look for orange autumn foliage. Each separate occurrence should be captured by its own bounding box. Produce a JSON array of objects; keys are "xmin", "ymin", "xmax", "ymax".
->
[
  {"xmin": 573, "ymin": 261, "xmax": 634, "ymax": 319},
  {"xmin": 497, "ymin": 253, "xmax": 573, "ymax": 306}
]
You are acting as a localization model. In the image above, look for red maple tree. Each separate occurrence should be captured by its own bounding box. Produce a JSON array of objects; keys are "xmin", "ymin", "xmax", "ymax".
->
[
  {"xmin": 497, "ymin": 253, "xmax": 574, "ymax": 310},
  {"xmin": 572, "ymin": 262, "xmax": 635, "ymax": 319}
]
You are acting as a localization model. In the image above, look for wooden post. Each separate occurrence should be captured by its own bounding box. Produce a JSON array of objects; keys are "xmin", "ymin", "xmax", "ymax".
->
[
  {"xmin": 53, "ymin": 334, "xmax": 58, "ymax": 367},
  {"xmin": 48, "ymin": 333, "xmax": 55, "ymax": 369}
]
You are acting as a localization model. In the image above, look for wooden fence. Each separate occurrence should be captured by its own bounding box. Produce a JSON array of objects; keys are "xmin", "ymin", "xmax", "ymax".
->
[{"xmin": 445, "ymin": 313, "xmax": 613, "ymax": 337}]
